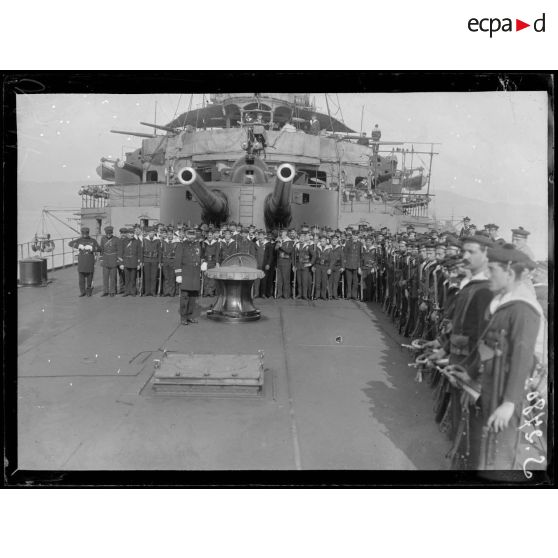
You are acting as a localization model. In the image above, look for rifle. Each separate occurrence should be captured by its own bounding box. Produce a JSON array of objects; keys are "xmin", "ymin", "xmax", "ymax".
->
[
  {"xmin": 274, "ymin": 268, "xmax": 278, "ymax": 299},
  {"xmin": 360, "ymin": 270, "xmax": 364, "ymax": 301},
  {"xmin": 201, "ymin": 270, "xmax": 205, "ymax": 297},
  {"xmin": 138, "ymin": 265, "xmax": 143, "ymax": 296},
  {"xmin": 292, "ymin": 268, "xmax": 297, "ymax": 299},
  {"xmin": 311, "ymin": 268, "xmax": 315, "ymax": 299},
  {"xmin": 478, "ymin": 329, "xmax": 506, "ymax": 470},
  {"xmin": 157, "ymin": 264, "xmax": 163, "ymax": 296}
]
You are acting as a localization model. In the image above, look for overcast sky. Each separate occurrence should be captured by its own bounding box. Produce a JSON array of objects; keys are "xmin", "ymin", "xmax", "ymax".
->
[{"xmin": 17, "ymin": 90, "xmax": 549, "ymax": 251}]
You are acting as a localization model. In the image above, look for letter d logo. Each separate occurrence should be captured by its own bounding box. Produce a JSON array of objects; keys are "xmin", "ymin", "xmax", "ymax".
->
[{"xmin": 534, "ymin": 13, "xmax": 546, "ymax": 32}]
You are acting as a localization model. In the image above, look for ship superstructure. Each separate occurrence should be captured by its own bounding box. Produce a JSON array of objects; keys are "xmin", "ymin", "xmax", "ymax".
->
[{"xmin": 80, "ymin": 93, "xmax": 438, "ymax": 234}]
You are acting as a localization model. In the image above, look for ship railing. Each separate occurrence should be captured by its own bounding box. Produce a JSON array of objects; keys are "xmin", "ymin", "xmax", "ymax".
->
[
  {"xmin": 81, "ymin": 195, "xmax": 108, "ymax": 208},
  {"xmin": 340, "ymin": 192, "xmax": 434, "ymax": 217},
  {"xmin": 17, "ymin": 234, "xmax": 104, "ymax": 278}
]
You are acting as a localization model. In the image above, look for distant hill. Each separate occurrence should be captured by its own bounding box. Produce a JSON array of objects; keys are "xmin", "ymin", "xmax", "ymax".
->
[{"xmin": 433, "ymin": 188, "xmax": 549, "ymax": 259}]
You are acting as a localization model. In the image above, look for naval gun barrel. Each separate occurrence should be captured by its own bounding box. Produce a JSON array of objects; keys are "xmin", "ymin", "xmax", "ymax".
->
[
  {"xmin": 264, "ymin": 163, "xmax": 295, "ymax": 230},
  {"xmin": 100, "ymin": 157, "xmax": 143, "ymax": 178},
  {"xmin": 108, "ymin": 158, "xmax": 143, "ymax": 177},
  {"xmin": 140, "ymin": 122, "xmax": 180, "ymax": 133},
  {"xmin": 177, "ymin": 167, "xmax": 229, "ymax": 225}
]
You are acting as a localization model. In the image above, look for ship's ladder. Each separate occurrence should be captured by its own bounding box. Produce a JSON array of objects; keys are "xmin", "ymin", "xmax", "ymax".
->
[{"xmin": 239, "ymin": 185, "xmax": 255, "ymax": 225}]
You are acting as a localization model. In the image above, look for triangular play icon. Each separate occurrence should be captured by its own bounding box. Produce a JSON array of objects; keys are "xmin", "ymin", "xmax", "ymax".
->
[{"xmin": 516, "ymin": 19, "xmax": 530, "ymax": 31}]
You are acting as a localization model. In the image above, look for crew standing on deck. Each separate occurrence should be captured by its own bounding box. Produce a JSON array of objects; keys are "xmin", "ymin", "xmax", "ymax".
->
[
  {"xmin": 275, "ymin": 228, "xmax": 295, "ymax": 298},
  {"xmin": 343, "ymin": 226, "xmax": 362, "ymax": 300},
  {"xmin": 202, "ymin": 229, "xmax": 220, "ymax": 296},
  {"xmin": 119, "ymin": 228, "xmax": 142, "ymax": 297},
  {"xmin": 161, "ymin": 228, "xmax": 177, "ymax": 297},
  {"xmin": 69, "ymin": 227, "xmax": 100, "ymax": 297},
  {"xmin": 99, "ymin": 225, "xmax": 121, "ymax": 297},
  {"xmin": 474, "ymin": 245, "xmax": 543, "ymax": 470},
  {"xmin": 328, "ymin": 234, "xmax": 345, "ymax": 300},
  {"xmin": 142, "ymin": 227, "xmax": 161, "ymax": 296},
  {"xmin": 175, "ymin": 228, "xmax": 205, "ymax": 325}
]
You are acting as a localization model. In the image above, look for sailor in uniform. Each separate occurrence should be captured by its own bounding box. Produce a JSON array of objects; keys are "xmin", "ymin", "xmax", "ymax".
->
[
  {"xmin": 360, "ymin": 236, "xmax": 376, "ymax": 302},
  {"xmin": 275, "ymin": 228, "xmax": 295, "ymax": 298},
  {"xmin": 294, "ymin": 230, "xmax": 316, "ymax": 300},
  {"xmin": 119, "ymin": 228, "xmax": 143, "ymax": 296},
  {"xmin": 328, "ymin": 234, "xmax": 345, "ymax": 300},
  {"xmin": 343, "ymin": 226, "xmax": 362, "ymax": 300},
  {"xmin": 174, "ymin": 228, "xmax": 205, "ymax": 325},
  {"xmin": 161, "ymin": 228, "xmax": 178, "ymax": 297},
  {"xmin": 485, "ymin": 223, "xmax": 504, "ymax": 242},
  {"xmin": 68, "ymin": 226, "xmax": 100, "ymax": 297},
  {"xmin": 219, "ymin": 229, "xmax": 238, "ymax": 263},
  {"xmin": 99, "ymin": 225, "xmax": 121, "ymax": 297},
  {"xmin": 313, "ymin": 236, "xmax": 331, "ymax": 300},
  {"xmin": 202, "ymin": 229, "xmax": 220, "ymax": 297},
  {"xmin": 473, "ymin": 245, "xmax": 543, "ymax": 470},
  {"xmin": 236, "ymin": 226, "xmax": 256, "ymax": 256},
  {"xmin": 254, "ymin": 230, "xmax": 273, "ymax": 298},
  {"xmin": 511, "ymin": 226, "xmax": 535, "ymax": 260},
  {"xmin": 433, "ymin": 233, "xmax": 494, "ymax": 468},
  {"xmin": 309, "ymin": 114, "xmax": 320, "ymax": 135},
  {"xmin": 142, "ymin": 227, "xmax": 161, "ymax": 296},
  {"xmin": 117, "ymin": 227, "xmax": 127, "ymax": 293}
]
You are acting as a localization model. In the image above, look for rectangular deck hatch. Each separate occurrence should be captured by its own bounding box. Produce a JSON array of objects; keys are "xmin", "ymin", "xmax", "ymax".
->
[{"xmin": 151, "ymin": 352, "xmax": 264, "ymax": 396}]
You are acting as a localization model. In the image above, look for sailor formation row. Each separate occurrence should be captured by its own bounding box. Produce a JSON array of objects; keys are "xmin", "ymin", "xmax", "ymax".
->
[
  {"xmin": 380, "ymin": 231, "xmax": 547, "ymax": 473},
  {"xmin": 67, "ymin": 221, "xmax": 537, "ymax": 300}
]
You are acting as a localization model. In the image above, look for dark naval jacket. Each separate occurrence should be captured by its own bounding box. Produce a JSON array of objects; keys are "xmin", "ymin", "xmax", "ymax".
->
[
  {"xmin": 254, "ymin": 239, "xmax": 274, "ymax": 270},
  {"xmin": 120, "ymin": 237, "xmax": 143, "ymax": 268},
  {"xmin": 175, "ymin": 239, "xmax": 203, "ymax": 290},
  {"xmin": 69, "ymin": 235, "xmax": 100, "ymax": 273},
  {"xmin": 343, "ymin": 237, "xmax": 362, "ymax": 269},
  {"xmin": 161, "ymin": 239, "xmax": 178, "ymax": 265},
  {"xmin": 142, "ymin": 237, "xmax": 161, "ymax": 263},
  {"xmin": 99, "ymin": 235, "xmax": 121, "ymax": 268},
  {"xmin": 219, "ymin": 239, "xmax": 238, "ymax": 263}
]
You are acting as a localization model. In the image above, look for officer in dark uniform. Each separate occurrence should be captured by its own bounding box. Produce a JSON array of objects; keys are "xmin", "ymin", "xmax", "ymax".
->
[
  {"xmin": 174, "ymin": 228, "xmax": 204, "ymax": 325},
  {"xmin": 119, "ymin": 228, "xmax": 143, "ymax": 296},
  {"xmin": 99, "ymin": 225, "xmax": 121, "ymax": 296},
  {"xmin": 142, "ymin": 227, "xmax": 161, "ymax": 296},
  {"xmin": 161, "ymin": 228, "xmax": 178, "ymax": 297},
  {"xmin": 343, "ymin": 226, "xmax": 362, "ymax": 299},
  {"xmin": 68, "ymin": 227, "xmax": 100, "ymax": 296}
]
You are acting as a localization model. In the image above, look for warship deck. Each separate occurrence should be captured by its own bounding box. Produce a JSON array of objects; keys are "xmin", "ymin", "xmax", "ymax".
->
[{"xmin": 18, "ymin": 265, "xmax": 450, "ymax": 470}]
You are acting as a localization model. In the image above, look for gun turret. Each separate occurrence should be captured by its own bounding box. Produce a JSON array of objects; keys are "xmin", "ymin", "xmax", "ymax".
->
[
  {"xmin": 178, "ymin": 167, "xmax": 229, "ymax": 225},
  {"xmin": 264, "ymin": 163, "xmax": 295, "ymax": 230}
]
